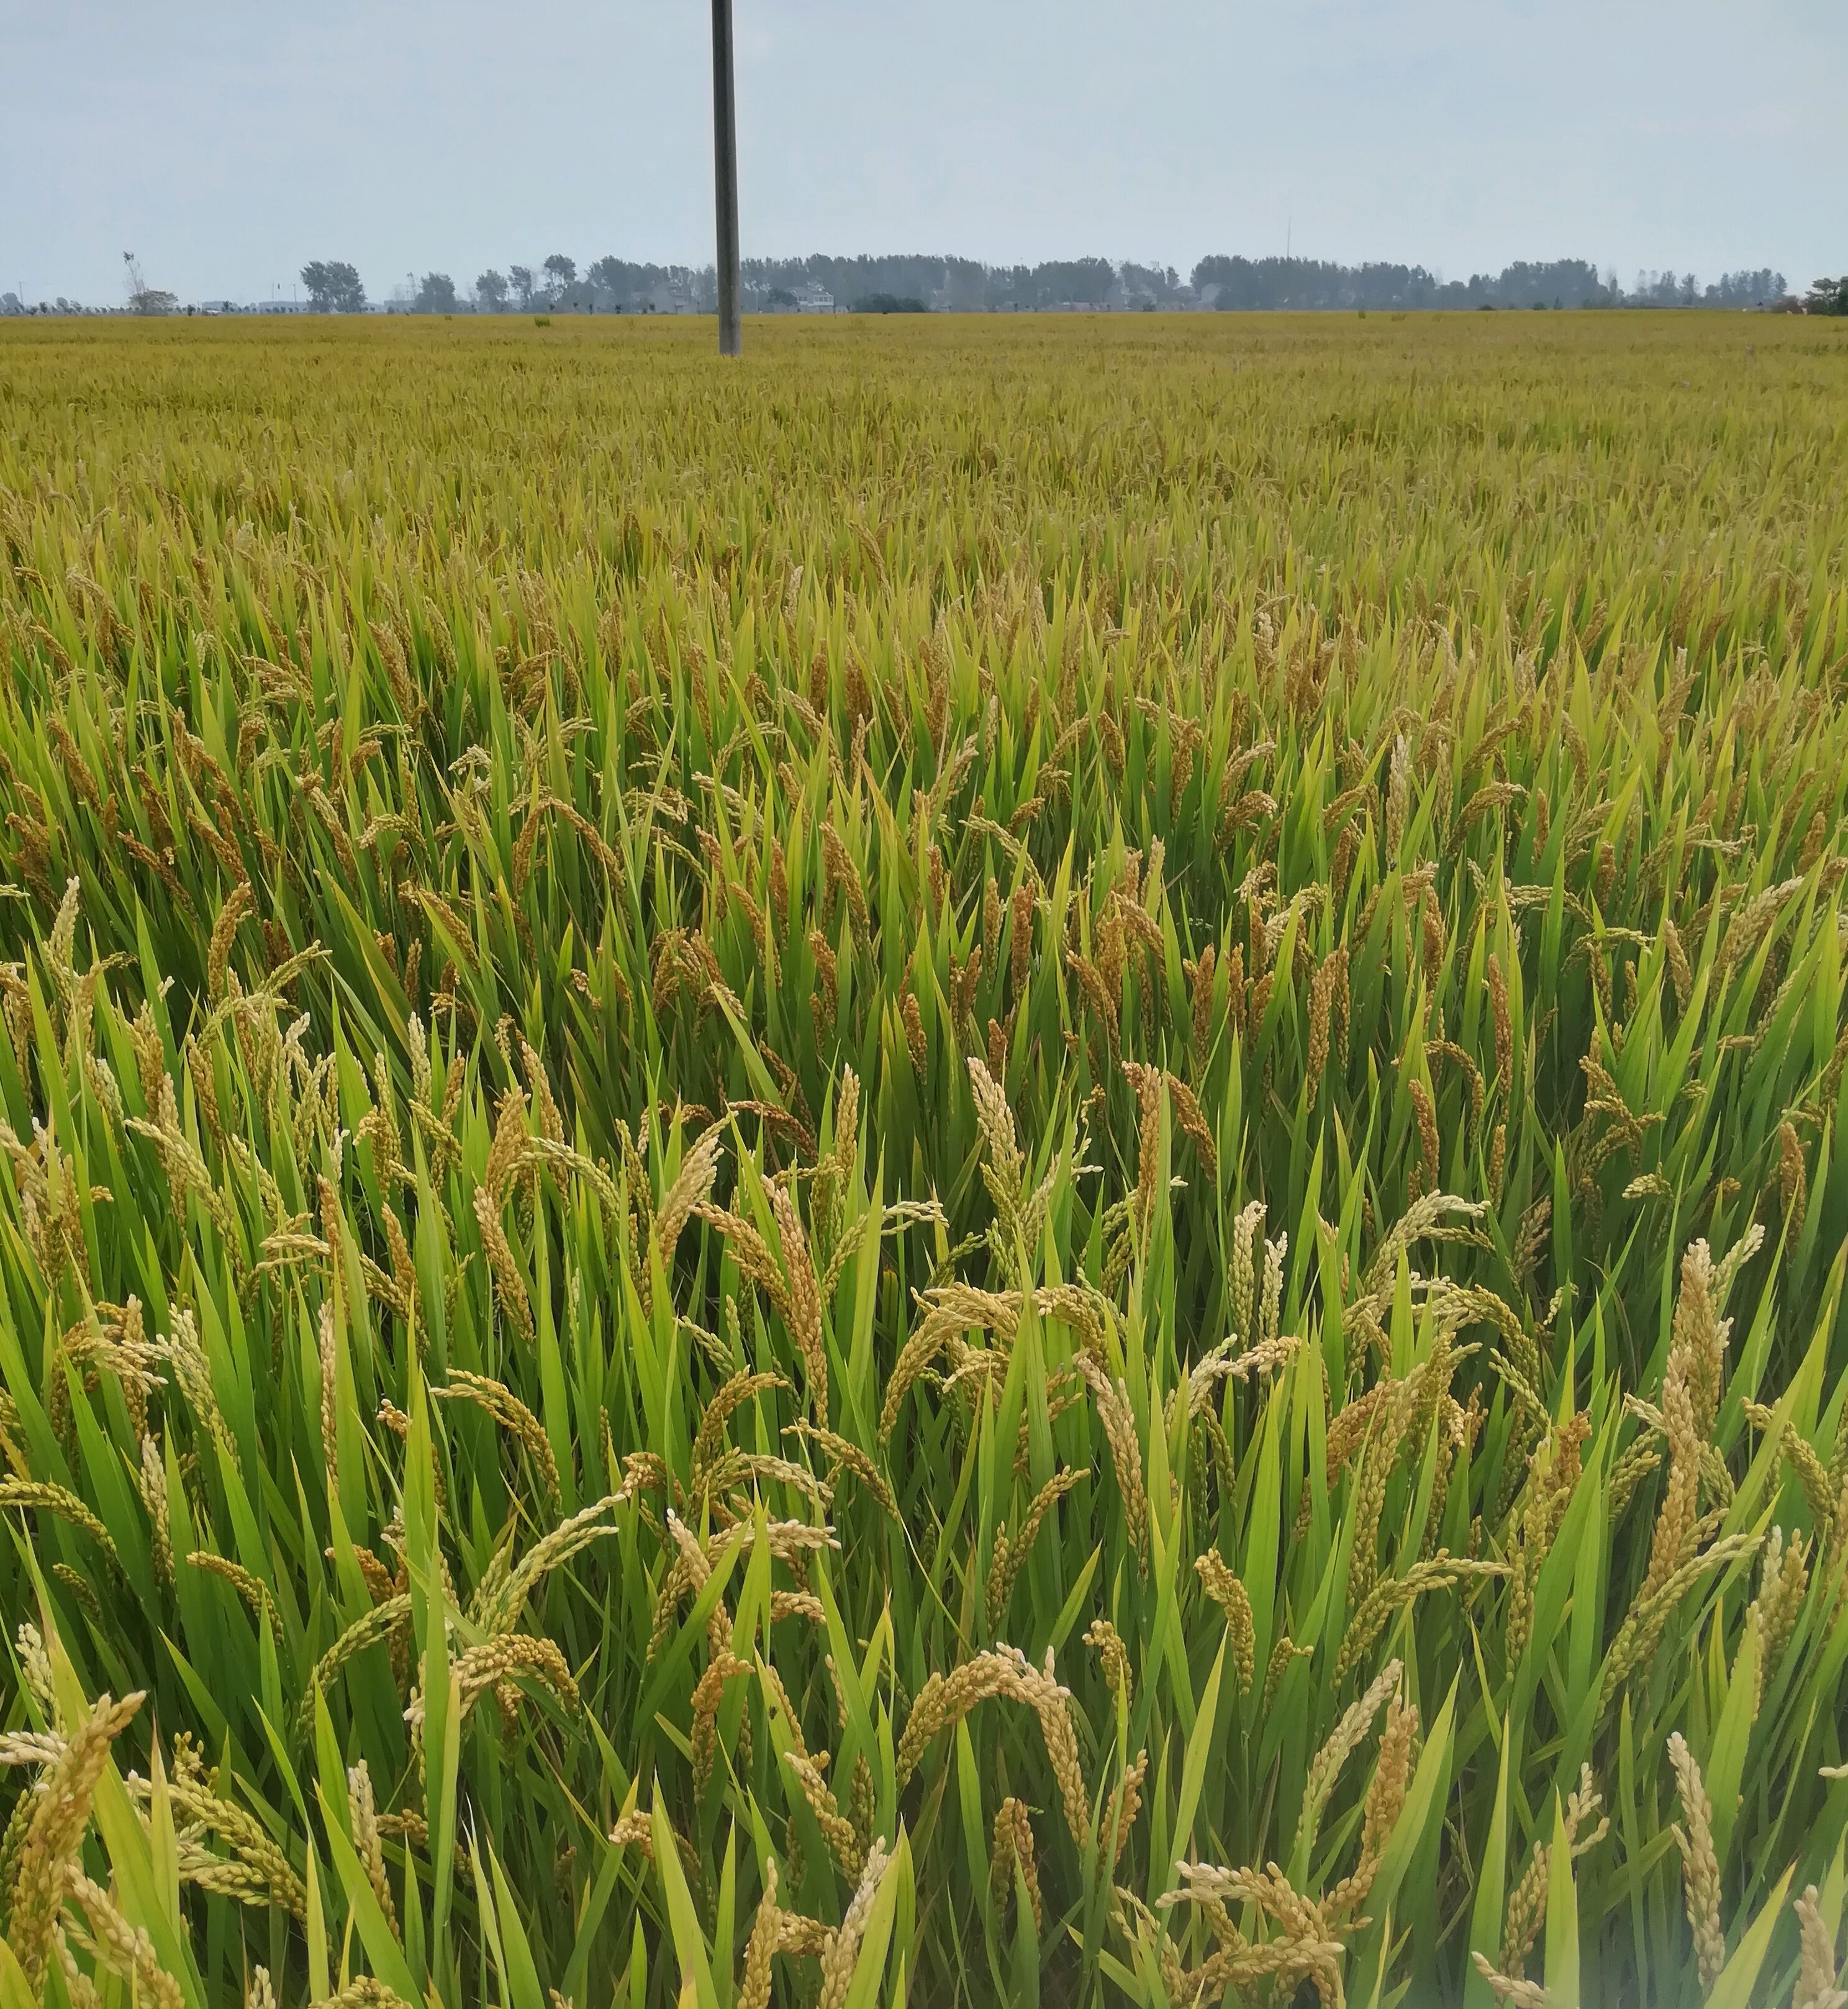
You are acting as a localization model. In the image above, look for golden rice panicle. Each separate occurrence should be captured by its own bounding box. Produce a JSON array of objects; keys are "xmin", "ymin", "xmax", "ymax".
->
[
  {"xmin": 1105, "ymin": 1747, "xmax": 1148, "ymax": 1866},
  {"xmin": 1300, "ymin": 1659, "xmax": 1403, "ymax": 1859},
  {"xmin": 1187, "ymin": 940, "xmax": 1216, "ymax": 1051},
  {"xmin": 895, "ymin": 1653, "xmax": 1016, "ymax": 1784},
  {"xmin": 7, "ymin": 1689, "xmax": 146, "ymax": 1986},
  {"xmin": 1005, "ymin": 1645, "xmax": 1091, "ymax": 1846},
  {"xmin": 1077, "ymin": 1354, "xmax": 1149, "ymax": 1567},
  {"xmin": 433, "ymin": 1370, "xmax": 561, "ymax": 1509},
  {"xmin": 1409, "ymin": 1076, "xmax": 1441, "ymax": 1192},
  {"xmin": 654, "ymin": 1124, "xmax": 724, "ymax": 1275},
  {"xmin": 346, "ymin": 1759, "xmax": 397, "ymax": 1937},
  {"xmin": 738, "ymin": 1857, "xmax": 781, "ymax": 2009},
  {"xmin": 1084, "ymin": 1616, "xmax": 1132, "ymax": 1704},
  {"xmin": 1386, "ymin": 732, "xmax": 1411, "ymax": 855},
  {"xmin": 66, "ymin": 1871, "xmax": 184, "ymax": 2009},
  {"xmin": 990, "ymin": 1798, "xmax": 1043, "ymax": 1928},
  {"xmin": 1667, "ymin": 1731, "xmax": 1726, "ymax": 1990},
  {"xmin": 1487, "ymin": 950, "xmax": 1513, "ymax": 1088},
  {"xmin": 1122, "ymin": 1059, "xmax": 1162, "ymax": 1243},
  {"xmin": 1010, "ymin": 881, "xmax": 1035, "ymax": 998},
  {"xmin": 817, "ymin": 1839, "xmax": 890, "ymax": 2009},
  {"xmin": 808, "ymin": 929, "xmax": 839, "ymax": 1035},
  {"xmin": 1664, "ymin": 915, "xmax": 1693, "ymax": 1012},
  {"xmin": 317, "ymin": 1300, "xmax": 340, "ymax": 1493},
  {"xmin": 1469, "ymin": 1953, "xmax": 1551, "ymax": 2007},
  {"xmin": 139, "ymin": 1434, "xmax": 174, "ymax": 1587},
  {"xmin": 1164, "ymin": 1069, "xmax": 1216, "ymax": 1181},
  {"xmin": 1259, "ymin": 1227, "xmax": 1286, "ymax": 1347},
  {"xmin": 16, "ymin": 1621, "xmax": 54, "ymax": 1712},
  {"xmin": 1194, "ymin": 1553, "xmax": 1256, "ymax": 1694},
  {"xmin": 767, "ymin": 1177, "xmax": 828, "ymax": 1429},
  {"xmin": 1307, "ymin": 950, "xmax": 1334, "ymax": 1088},
  {"xmin": 782, "ymin": 1749, "xmax": 863, "ymax": 1879},
  {"xmin": 473, "ymin": 1185, "xmax": 535, "ymax": 1344},
  {"xmin": 1779, "ymin": 1119, "xmax": 1808, "ymax": 1238},
  {"xmin": 1326, "ymin": 1689, "xmax": 1420, "ymax": 1917},
  {"xmin": 1792, "ymin": 1883, "xmax": 1848, "ymax": 2009},
  {"xmin": 966, "ymin": 1055, "xmax": 1022, "ymax": 1187},
  {"xmin": 1639, "ymin": 1240, "xmax": 1731, "ymax": 1605},
  {"xmin": 1230, "ymin": 1198, "xmax": 1265, "ymax": 1345},
  {"xmin": 901, "ymin": 987, "xmax": 927, "ymax": 1076},
  {"xmin": 608, "ymin": 1807, "xmax": 654, "ymax": 1860},
  {"xmin": 1749, "ymin": 1526, "xmax": 1810, "ymax": 1677},
  {"xmin": 690, "ymin": 1649, "xmax": 748, "ymax": 1794}
]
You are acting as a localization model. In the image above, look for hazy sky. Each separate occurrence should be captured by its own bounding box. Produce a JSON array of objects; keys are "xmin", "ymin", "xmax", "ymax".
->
[{"xmin": 2, "ymin": 0, "xmax": 1841, "ymax": 306}]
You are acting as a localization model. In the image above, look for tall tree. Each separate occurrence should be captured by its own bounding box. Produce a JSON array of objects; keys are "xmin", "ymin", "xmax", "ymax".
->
[
  {"xmin": 543, "ymin": 254, "xmax": 577, "ymax": 302},
  {"xmin": 475, "ymin": 270, "xmax": 510, "ymax": 313},
  {"xmin": 300, "ymin": 261, "xmax": 366, "ymax": 313},
  {"xmin": 121, "ymin": 251, "xmax": 175, "ymax": 316},
  {"xmin": 413, "ymin": 272, "xmax": 458, "ymax": 314},
  {"xmin": 510, "ymin": 265, "xmax": 537, "ymax": 311}
]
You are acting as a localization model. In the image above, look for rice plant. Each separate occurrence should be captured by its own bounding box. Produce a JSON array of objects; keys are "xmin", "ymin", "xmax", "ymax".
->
[{"xmin": 0, "ymin": 309, "xmax": 1846, "ymax": 2007}]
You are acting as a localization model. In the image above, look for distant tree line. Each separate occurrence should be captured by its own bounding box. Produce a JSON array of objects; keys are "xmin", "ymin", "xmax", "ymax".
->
[
  {"xmin": 13, "ymin": 252, "xmax": 1799, "ymax": 322},
  {"xmin": 3, "ymin": 252, "xmax": 1824, "ymax": 320},
  {"xmin": 1187, "ymin": 258, "xmax": 1790, "ymax": 311},
  {"xmin": 319, "ymin": 253, "xmax": 1796, "ymax": 315}
]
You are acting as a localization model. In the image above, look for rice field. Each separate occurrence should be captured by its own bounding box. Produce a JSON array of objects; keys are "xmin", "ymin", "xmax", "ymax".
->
[{"xmin": 1, "ymin": 309, "xmax": 1847, "ymax": 2008}]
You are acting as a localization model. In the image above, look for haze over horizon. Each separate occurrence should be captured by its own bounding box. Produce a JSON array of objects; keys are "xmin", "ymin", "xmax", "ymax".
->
[{"xmin": 2, "ymin": 0, "xmax": 1841, "ymax": 309}]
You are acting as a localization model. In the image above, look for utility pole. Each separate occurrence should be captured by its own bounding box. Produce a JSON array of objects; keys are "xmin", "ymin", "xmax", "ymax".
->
[{"xmin": 711, "ymin": 0, "xmax": 741, "ymax": 355}]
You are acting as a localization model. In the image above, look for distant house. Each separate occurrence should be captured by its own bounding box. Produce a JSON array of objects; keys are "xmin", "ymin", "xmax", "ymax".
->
[
  {"xmin": 794, "ymin": 283, "xmax": 836, "ymax": 314},
  {"xmin": 196, "ymin": 300, "xmax": 241, "ymax": 315}
]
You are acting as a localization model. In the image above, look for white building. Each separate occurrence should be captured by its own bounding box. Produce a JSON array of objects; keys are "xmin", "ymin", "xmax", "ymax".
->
[{"xmin": 794, "ymin": 283, "xmax": 836, "ymax": 314}]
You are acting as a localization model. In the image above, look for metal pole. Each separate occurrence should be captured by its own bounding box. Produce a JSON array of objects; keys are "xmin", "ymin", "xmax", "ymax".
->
[{"xmin": 711, "ymin": 0, "xmax": 741, "ymax": 355}]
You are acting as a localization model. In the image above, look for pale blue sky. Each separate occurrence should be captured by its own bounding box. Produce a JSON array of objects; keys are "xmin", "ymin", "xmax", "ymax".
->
[{"xmin": 2, "ymin": 0, "xmax": 1841, "ymax": 306}]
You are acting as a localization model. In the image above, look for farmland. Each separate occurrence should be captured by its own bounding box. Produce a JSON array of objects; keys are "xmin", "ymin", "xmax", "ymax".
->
[{"xmin": 1, "ymin": 310, "xmax": 1847, "ymax": 2007}]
